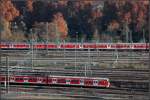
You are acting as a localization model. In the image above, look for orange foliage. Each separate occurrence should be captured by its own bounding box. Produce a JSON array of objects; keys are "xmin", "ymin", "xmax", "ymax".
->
[
  {"xmin": 0, "ymin": 0, "xmax": 19, "ymax": 21},
  {"xmin": 51, "ymin": 12, "xmax": 68, "ymax": 40},
  {"xmin": 56, "ymin": 12, "xmax": 68, "ymax": 39}
]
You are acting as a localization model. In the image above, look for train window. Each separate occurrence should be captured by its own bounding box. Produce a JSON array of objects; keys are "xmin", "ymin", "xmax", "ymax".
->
[
  {"xmin": 94, "ymin": 80, "xmax": 98, "ymax": 83},
  {"xmin": 99, "ymin": 80, "xmax": 108, "ymax": 86},
  {"xmin": 33, "ymin": 78, "xmax": 36, "ymax": 81},
  {"xmin": 10, "ymin": 77, "xmax": 15, "ymax": 80},
  {"xmin": 52, "ymin": 78, "xmax": 56, "ymax": 81},
  {"xmin": 10, "ymin": 77, "xmax": 14, "ymax": 79},
  {"xmin": 52, "ymin": 78, "xmax": 57, "ymax": 84},
  {"xmin": 80, "ymin": 79, "xmax": 84, "ymax": 83},
  {"xmin": 24, "ymin": 78, "xmax": 28, "ymax": 80},
  {"xmin": 24, "ymin": 78, "xmax": 28, "ymax": 83},
  {"xmin": 52, "ymin": 78, "xmax": 57, "ymax": 82},
  {"xmin": 48, "ymin": 79, "xmax": 52, "ymax": 82},
  {"xmin": 57, "ymin": 79, "xmax": 66, "ymax": 83},
  {"xmin": 16, "ymin": 78, "xmax": 23, "ymax": 81},
  {"xmin": 2, "ymin": 77, "xmax": 5, "ymax": 80},
  {"xmin": 71, "ymin": 79, "xmax": 79, "ymax": 83},
  {"xmin": 37, "ymin": 77, "xmax": 43, "ymax": 82},
  {"xmin": 66, "ymin": 80, "xmax": 70, "ymax": 82},
  {"xmin": 85, "ymin": 80, "xmax": 92, "ymax": 84},
  {"xmin": 29, "ymin": 78, "xmax": 36, "ymax": 81}
]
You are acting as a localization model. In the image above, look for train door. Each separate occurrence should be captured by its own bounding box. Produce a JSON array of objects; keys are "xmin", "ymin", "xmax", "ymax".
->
[
  {"xmin": 10, "ymin": 43, "xmax": 13, "ymax": 48},
  {"xmin": 66, "ymin": 79, "xmax": 70, "ymax": 85},
  {"xmin": 93, "ymin": 80, "xmax": 98, "ymax": 86},
  {"xmin": 52, "ymin": 78, "xmax": 57, "ymax": 84},
  {"xmin": 80, "ymin": 79, "xmax": 84, "ymax": 85},
  {"xmin": 37, "ymin": 77, "xmax": 43, "ymax": 83},
  {"xmin": 24, "ymin": 77, "xmax": 28, "ymax": 83},
  {"xmin": 10, "ymin": 77, "xmax": 15, "ymax": 82}
]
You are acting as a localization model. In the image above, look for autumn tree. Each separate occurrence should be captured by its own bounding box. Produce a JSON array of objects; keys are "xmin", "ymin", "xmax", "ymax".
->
[
  {"xmin": 49, "ymin": 12, "xmax": 68, "ymax": 42},
  {"xmin": 0, "ymin": 0, "xmax": 19, "ymax": 40}
]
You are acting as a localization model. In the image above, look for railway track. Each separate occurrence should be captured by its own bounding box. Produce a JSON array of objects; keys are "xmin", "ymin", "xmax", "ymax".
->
[
  {"xmin": 1, "ymin": 69, "xmax": 148, "ymax": 81},
  {"xmin": 1, "ymin": 48, "xmax": 149, "ymax": 99},
  {"xmin": 1, "ymin": 85, "xmax": 149, "ymax": 100},
  {"xmin": 1, "ymin": 49, "xmax": 149, "ymax": 69},
  {"xmin": 1, "ymin": 68, "xmax": 148, "ymax": 77},
  {"xmin": 1, "ymin": 68, "xmax": 149, "ymax": 91}
]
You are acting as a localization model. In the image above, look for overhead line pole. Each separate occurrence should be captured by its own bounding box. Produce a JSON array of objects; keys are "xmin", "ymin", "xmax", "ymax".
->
[
  {"xmin": 46, "ymin": 22, "xmax": 49, "ymax": 54},
  {"xmin": 6, "ymin": 56, "xmax": 9, "ymax": 93},
  {"xmin": 148, "ymin": 1, "xmax": 150, "ymax": 99},
  {"xmin": 31, "ymin": 29, "xmax": 34, "ymax": 70},
  {"xmin": 75, "ymin": 34, "xmax": 77, "ymax": 76},
  {"xmin": 0, "ymin": 15, "xmax": 2, "ymax": 99}
]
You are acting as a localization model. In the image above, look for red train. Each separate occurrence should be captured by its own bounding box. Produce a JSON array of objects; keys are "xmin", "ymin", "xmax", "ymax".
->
[
  {"xmin": 0, "ymin": 43, "xmax": 149, "ymax": 50},
  {"xmin": 0, "ymin": 75, "xmax": 110, "ymax": 88}
]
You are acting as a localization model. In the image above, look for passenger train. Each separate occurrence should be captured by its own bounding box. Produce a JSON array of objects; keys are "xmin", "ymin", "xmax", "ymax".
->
[
  {"xmin": 0, "ymin": 75, "xmax": 110, "ymax": 88},
  {"xmin": 0, "ymin": 43, "xmax": 149, "ymax": 50}
]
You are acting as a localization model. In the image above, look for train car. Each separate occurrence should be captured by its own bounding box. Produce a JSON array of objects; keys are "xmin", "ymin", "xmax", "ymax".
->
[
  {"xmin": 48, "ymin": 76, "xmax": 110, "ymax": 88},
  {"xmin": 60, "ymin": 43, "xmax": 81, "ymax": 49},
  {"xmin": 12, "ymin": 43, "xmax": 30, "ymax": 49},
  {"xmin": 0, "ymin": 43, "xmax": 30, "ymax": 49},
  {"xmin": 23, "ymin": 76, "xmax": 47, "ymax": 84},
  {"xmin": 0, "ymin": 43, "xmax": 10, "ymax": 49},
  {"xmin": 0, "ymin": 75, "xmax": 47, "ymax": 84},
  {"xmin": 0, "ymin": 75, "xmax": 110, "ymax": 88},
  {"xmin": 47, "ymin": 43, "xmax": 58, "ymax": 49},
  {"xmin": 0, "ymin": 42, "xmax": 149, "ymax": 50}
]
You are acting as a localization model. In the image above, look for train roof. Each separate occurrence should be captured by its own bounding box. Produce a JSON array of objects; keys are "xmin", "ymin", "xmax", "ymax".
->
[
  {"xmin": 0, "ymin": 74, "xmax": 109, "ymax": 81},
  {"xmin": 48, "ymin": 75, "xmax": 109, "ymax": 80}
]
